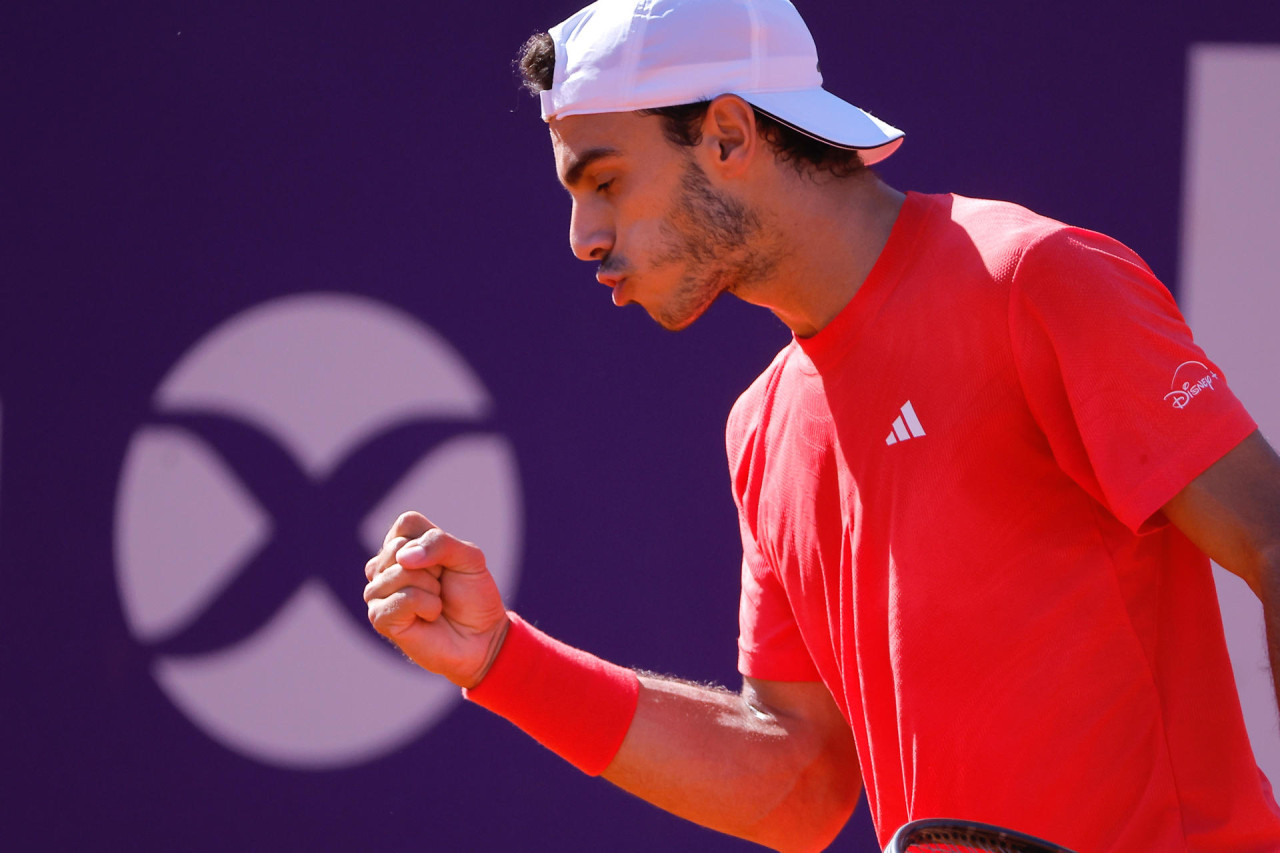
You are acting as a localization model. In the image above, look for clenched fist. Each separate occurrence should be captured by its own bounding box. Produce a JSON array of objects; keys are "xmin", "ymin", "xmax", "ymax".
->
[{"xmin": 363, "ymin": 511, "xmax": 509, "ymax": 688}]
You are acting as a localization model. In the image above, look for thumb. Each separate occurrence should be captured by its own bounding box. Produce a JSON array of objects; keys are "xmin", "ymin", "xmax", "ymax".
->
[{"xmin": 396, "ymin": 528, "xmax": 487, "ymax": 575}]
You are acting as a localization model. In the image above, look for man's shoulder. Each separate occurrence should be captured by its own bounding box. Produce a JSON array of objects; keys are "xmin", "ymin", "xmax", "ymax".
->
[
  {"xmin": 938, "ymin": 193, "xmax": 1071, "ymax": 260},
  {"xmin": 915, "ymin": 192, "xmax": 1148, "ymax": 288}
]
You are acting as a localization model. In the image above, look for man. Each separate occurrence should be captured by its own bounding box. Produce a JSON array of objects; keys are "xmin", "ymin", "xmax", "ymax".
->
[{"xmin": 362, "ymin": 0, "xmax": 1280, "ymax": 849}]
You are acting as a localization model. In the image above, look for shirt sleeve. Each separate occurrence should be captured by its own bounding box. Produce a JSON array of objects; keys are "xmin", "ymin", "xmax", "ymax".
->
[
  {"xmin": 726, "ymin": 376, "xmax": 823, "ymax": 683},
  {"xmin": 1008, "ymin": 227, "xmax": 1256, "ymax": 533},
  {"xmin": 736, "ymin": 509, "xmax": 822, "ymax": 682}
]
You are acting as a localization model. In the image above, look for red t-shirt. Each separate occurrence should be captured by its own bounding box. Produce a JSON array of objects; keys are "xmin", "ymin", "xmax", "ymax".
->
[{"xmin": 728, "ymin": 192, "xmax": 1279, "ymax": 851}]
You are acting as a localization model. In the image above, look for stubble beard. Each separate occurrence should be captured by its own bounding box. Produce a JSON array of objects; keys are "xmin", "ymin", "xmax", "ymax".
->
[{"xmin": 649, "ymin": 159, "xmax": 777, "ymax": 331}]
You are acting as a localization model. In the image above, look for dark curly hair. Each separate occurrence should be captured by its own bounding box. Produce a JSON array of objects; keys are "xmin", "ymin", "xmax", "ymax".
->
[{"xmin": 517, "ymin": 32, "xmax": 865, "ymax": 178}]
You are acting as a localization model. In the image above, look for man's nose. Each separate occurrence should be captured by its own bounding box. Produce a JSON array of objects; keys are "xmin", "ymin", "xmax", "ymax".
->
[{"xmin": 569, "ymin": 202, "xmax": 613, "ymax": 262}]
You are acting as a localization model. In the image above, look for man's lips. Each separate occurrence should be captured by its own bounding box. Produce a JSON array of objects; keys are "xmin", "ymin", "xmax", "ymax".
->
[
  {"xmin": 611, "ymin": 276, "xmax": 631, "ymax": 306},
  {"xmin": 597, "ymin": 268, "xmax": 631, "ymax": 306}
]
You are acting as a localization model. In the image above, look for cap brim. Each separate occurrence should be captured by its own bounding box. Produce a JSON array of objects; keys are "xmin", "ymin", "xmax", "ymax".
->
[{"xmin": 738, "ymin": 87, "xmax": 904, "ymax": 165}]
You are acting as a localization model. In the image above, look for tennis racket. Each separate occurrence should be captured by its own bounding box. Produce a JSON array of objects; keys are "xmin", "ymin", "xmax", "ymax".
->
[{"xmin": 885, "ymin": 818, "xmax": 1077, "ymax": 853}]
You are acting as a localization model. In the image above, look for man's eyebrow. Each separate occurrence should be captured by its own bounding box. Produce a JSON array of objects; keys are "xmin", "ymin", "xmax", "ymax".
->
[{"xmin": 562, "ymin": 147, "xmax": 622, "ymax": 188}]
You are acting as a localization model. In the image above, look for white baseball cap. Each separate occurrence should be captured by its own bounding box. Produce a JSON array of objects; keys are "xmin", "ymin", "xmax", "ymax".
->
[{"xmin": 539, "ymin": 0, "xmax": 904, "ymax": 165}]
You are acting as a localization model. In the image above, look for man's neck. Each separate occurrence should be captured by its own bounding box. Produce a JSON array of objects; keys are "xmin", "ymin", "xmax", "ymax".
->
[{"xmin": 739, "ymin": 170, "xmax": 905, "ymax": 338}]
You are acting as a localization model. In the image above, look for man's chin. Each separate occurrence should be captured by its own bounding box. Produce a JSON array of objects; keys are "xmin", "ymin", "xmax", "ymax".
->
[
  {"xmin": 639, "ymin": 279, "xmax": 727, "ymax": 331},
  {"xmin": 658, "ymin": 317, "xmax": 694, "ymax": 332},
  {"xmin": 645, "ymin": 310, "xmax": 685, "ymax": 332},
  {"xmin": 652, "ymin": 302, "xmax": 711, "ymax": 333}
]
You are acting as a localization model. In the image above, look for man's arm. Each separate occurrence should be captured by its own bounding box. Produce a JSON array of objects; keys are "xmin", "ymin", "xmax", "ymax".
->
[
  {"xmin": 363, "ymin": 512, "xmax": 861, "ymax": 853},
  {"xmin": 604, "ymin": 675, "xmax": 861, "ymax": 853},
  {"xmin": 1161, "ymin": 429, "xmax": 1280, "ymax": 709}
]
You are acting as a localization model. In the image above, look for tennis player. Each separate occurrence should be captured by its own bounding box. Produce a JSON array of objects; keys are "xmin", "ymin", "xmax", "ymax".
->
[{"xmin": 363, "ymin": 1, "xmax": 1280, "ymax": 850}]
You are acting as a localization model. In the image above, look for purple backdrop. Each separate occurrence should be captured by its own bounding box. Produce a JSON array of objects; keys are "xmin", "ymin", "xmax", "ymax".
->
[{"xmin": 4, "ymin": 1, "xmax": 1279, "ymax": 850}]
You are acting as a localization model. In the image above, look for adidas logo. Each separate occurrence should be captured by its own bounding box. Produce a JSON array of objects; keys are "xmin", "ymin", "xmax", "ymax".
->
[{"xmin": 885, "ymin": 401, "xmax": 926, "ymax": 446}]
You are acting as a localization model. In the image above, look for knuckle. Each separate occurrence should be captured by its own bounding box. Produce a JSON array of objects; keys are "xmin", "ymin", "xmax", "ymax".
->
[
  {"xmin": 382, "ymin": 585, "xmax": 431, "ymax": 618},
  {"xmin": 364, "ymin": 567, "xmax": 401, "ymax": 602},
  {"xmin": 393, "ymin": 510, "xmax": 422, "ymax": 528},
  {"xmin": 368, "ymin": 594, "xmax": 411, "ymax": 636},
  {"xmin": 391, "ymin": 511, "xmax": 431, "ymax": 539},
  {"xmin": 402, "ymin": 586, "xmax": 440, "ymax": 620},
  {"xmin": 367, "ymin": 601, "xmax": 389, "ymax": 632}
]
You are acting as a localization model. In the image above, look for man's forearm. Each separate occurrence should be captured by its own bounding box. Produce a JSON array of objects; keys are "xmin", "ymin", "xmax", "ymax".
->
[
  {"xmin": 459, "ymin": 614, "xmax": 861, "ymax": 851},
  {"xmin": 1259, "ymin": 548, "xmax": 1280, "ymax": 714},
  {"xmin": 1161, "ymin": 431, "xmax": 1280, "ymax": 713},
  {"xmin": 602, "ymin": 675, "xmax": 862, "ymax": 853}
]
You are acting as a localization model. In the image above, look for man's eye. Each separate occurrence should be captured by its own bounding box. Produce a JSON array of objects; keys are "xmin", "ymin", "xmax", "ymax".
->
[{"xmin": 596, "ymin": 179, "xmax": 614, "ymax": 194}]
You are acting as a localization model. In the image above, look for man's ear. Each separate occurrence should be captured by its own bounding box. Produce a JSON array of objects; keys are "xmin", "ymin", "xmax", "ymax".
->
[{"xmin": 699, "ymin": 94, "xmax": 758, "ymax": 177}]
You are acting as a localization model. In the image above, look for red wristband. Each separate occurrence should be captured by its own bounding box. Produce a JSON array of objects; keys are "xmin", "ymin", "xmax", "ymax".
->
[{"xmin": 463, "ymin": 612, "xmax": 640, "ymax": 776}]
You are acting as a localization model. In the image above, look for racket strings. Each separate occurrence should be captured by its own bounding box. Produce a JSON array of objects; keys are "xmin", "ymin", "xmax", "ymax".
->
[
  {"xmin": 903, "ymin": 827, "xmax": 1055, "ymax": 852},
  {"xmin": 906, "ymin": 843, "xmax": 1028, "ymax": 852}
]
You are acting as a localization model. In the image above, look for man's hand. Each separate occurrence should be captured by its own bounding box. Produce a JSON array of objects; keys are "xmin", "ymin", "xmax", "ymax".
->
[{"xmin": 363, "ymin": 511, "xmax": 509, "ymax": 688}]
